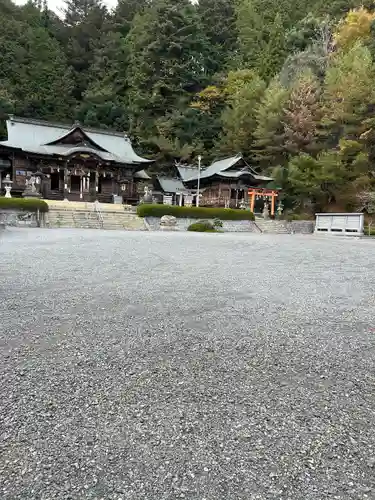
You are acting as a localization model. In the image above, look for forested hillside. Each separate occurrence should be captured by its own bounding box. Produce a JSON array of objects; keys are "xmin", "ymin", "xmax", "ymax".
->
[{"xmin": 1, "ymin": 0, "xmax": 375, "ymax": 211}]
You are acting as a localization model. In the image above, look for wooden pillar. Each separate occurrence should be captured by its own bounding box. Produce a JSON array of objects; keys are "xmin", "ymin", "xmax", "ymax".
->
[
  {"xmin": 95, "ymin": 170, "xmax": 99, "ymax": 197},
  {"xmin": 63, "ymin": 165, "xmax": 69, "ymax": 200},
  {"xmin": 250, "ymin": 189, "xmax": 255, "ymax": 212},
  {"xmin": 271, "ymin": 191, "xmax": 276, "ymax": 216}
]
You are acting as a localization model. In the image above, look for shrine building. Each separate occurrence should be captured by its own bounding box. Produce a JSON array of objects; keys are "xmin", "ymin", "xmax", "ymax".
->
[
  {"xmin": 0, "ymin": 117, "xmax": 278, "ymax": 212},
  {"xmin": 156, "ymin": 154, "xmax": 279, "ymax": 214},
  {"xmin": 0, "ymin": 116, "xmax": 153, "ymax": 204}
]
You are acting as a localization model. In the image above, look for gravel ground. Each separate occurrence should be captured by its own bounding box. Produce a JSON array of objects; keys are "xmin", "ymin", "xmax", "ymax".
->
[{"xmin": 1, "ymin": 228, "xmax": 375, "ymax": 500}]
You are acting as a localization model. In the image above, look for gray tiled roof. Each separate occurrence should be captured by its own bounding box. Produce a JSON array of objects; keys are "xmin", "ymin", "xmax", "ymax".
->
[
  {"xmin": 0, "ymin": 116, "xmax": 152, "ymax": 165},
  {"xmin": 176, "ymin": 165, "xmax": 199, "ymax": 181},
  {"xmin": 134, "ymin": 170, "xmax": 151, "ymax": 180},
  {"xmin": 185, "ymin": 153, "xmax": 273, "ymax": 182},
  {"xmin": 219, "ymin": 171, "xmax": 273, "ymax": 181},
  {"xmin": 157, "ymin": 177, "xmax": 187, "ymax": 193},
  {"xmin": 186, "ymin": 154, "xmax": 243, "ymax": 181}
]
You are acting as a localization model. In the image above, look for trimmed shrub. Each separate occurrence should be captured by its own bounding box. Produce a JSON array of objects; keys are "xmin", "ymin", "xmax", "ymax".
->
[
  {"xmin": 137, "ymin": 204, "xmax": 255, "ymax": 220},
  {"xmin": 0, "ymin": 197, "xmax": 49, "ymax": 212},
  {"xmin": 187, "ymin": 220, "xmax": 216, "ymax": 232}
]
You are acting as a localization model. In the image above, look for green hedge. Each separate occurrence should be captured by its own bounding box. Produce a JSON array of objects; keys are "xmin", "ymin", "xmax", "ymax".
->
[
  {"xmin": 0, "ymin": 197, "xmax": 49, "ymax": 212},
  {"xmin": 137, "ymin": 204, "xmax": 255, "ymax": 220}
]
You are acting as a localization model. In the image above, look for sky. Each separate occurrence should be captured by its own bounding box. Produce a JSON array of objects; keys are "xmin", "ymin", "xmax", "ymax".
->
[{"xmin": 13, "ymin": 0, "xmax": 118, "ymax": 14}]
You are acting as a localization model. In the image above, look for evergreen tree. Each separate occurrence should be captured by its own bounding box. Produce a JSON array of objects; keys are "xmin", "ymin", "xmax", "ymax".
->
[
  {"xmin": 197, "ymin": 0, "xmax": 238, "ymax": 73},
  {"xmin": 113, "ymin": 0, "xmax": 150, "ymax": 37},
  {"xmin": 64, "ymin": 0, "xmax": 106, "ymax": 26},
  {"xmin": 125, "ymin": 0, "xmax": 211, "ymax": 138},
  {"xmin": 0, "ymin": 13, "xmax": 74, "ymax": 121},
  {"xmin": 219, "ymin": 71, "xmax": 266, "ymax": 157},
  {"xmin": 253, "ymin": 79, "xmax": 290, "ymax": 168},
  {"xmin": 77, "ymin": 31, "xmax": 129, "ymax": 130},
  {"xmin": 63, "ymin": 0, "xmax": 109, "ymax": 100},
  {"xmin": 322, "ymin": 42, "xmax": 375, "ymax": 144}
]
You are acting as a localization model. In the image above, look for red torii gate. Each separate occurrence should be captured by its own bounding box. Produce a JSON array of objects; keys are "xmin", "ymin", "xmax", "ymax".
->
[{"xmin": 248, "ymin": 187, "xmax": 279, "ymax": 216}]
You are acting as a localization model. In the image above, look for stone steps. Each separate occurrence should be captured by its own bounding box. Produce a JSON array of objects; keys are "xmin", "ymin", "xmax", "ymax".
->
[
  {"xmin": 45, "ymin": 200, "xmax": 134, "ymax": 213},
  {"xmin": 46, "ymin": 209, "xmax": 145, "ymax": 230}
]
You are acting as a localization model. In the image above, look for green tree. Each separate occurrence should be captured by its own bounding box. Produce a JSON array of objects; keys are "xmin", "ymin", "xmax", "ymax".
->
[
  {"xmin": 0, "ymin": 12, "xmax": 74, "ymax": 120},
  {"xmin": 235, "ymin": 0, "xmax": 325, "ymax": 78},
  {"xmin": 77, "ymin": 31, "xmax": 129, "ymax": 129},
  {"xmin": 63, "ymin": 0, "xmax": 109, "ymax": 100},
  {"xmin": 219, "ymin": 71, "xmax": 266, "ymax": 157},
  {"xmin": 280, "ymin": 16, "xmax": 333, "ymax": 86},
  {"xmin": 197, "ymin": 0, "xmax": 238, "ymax": 73},
  {"xmin": 321, "ymin": 42, "xmax": 375, "ymax": 146},
  {"xmin": 113, "ymin": 0, "xmax": 149, "ymax": 37},
  {"xmin": 253, "ymin": 79, "xmax": 290, "ymax": 169},
  {"xmin": 125, "ymin": 0, "xmax": 211, "ymax": 138},
  {"xmin": 288, "ymin": 139, "xmax": 370, "ymax": 210}
]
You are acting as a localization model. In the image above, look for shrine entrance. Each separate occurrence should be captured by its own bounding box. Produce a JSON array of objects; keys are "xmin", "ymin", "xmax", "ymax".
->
[
  {"xmin": 248, "ymin": 188, "xmax": 279, "ymax": 216},
  {"xmin": 70, "ymin": 175, "xmax": 81, "ymax": 192}
]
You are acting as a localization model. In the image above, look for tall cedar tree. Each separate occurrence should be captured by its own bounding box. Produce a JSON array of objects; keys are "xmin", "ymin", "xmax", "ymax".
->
[
  {"xmin": 253, "ymin": 79, "xmax": 290, "ymax": 169},
  {"xmin": 235, "ymin": 0, "xmax": 324, "ymax": 79},
  {"xmin": 0, "ymin": 13, "xmax": 73, "ymax": 121},
  {"xmin": 77, "ymin": 31, "xmax": 129, "ymax": 130},
  {"xmin": 125, "ymin": 0, "xmax": 211, "ymax": 137},
  {"xmin": 219, "ymin": 71, "xmax": 266, "ymax": 158},
  {"xmin": 113, "ymin": 0, "xmax": 150, "ymax": 37},
  {"xmin": 197, "ymin": 0, "xmax": 238, "ymax": 74},
  {"xmin": 63, "ymin": 0, "xmax": 109, "ymax": 100}
]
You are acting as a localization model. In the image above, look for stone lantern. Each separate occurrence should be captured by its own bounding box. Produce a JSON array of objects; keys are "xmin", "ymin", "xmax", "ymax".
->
[
  {"xmin": 277, "ymin": 200, "xmax": 284, "ymax": 219},
  {"xmin": 3, "ymin": 174, "xmax": 13, "ymax": 198}
]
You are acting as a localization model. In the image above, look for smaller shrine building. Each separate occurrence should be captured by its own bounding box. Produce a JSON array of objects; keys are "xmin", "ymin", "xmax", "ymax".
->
[{"xmin": 155, "ymin": 154, "xmax": 278, "ymax": 213}]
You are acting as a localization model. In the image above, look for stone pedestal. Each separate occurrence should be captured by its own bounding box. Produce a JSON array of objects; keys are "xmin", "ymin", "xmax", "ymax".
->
[{"xmin": 23, "ymin": 175, "xmax": 42, "ymax": 199}]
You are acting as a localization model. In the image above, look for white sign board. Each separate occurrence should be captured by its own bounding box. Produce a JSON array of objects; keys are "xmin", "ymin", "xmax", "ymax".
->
[{"xmin": 315, "ymin": 213, "xmax": 364, "ymax": 236}]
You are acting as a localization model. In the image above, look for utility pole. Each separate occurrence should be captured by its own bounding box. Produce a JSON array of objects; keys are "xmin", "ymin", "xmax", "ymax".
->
[{"xmin": 196, "ymin": 155, "xmax": 201, "ymax": 207}]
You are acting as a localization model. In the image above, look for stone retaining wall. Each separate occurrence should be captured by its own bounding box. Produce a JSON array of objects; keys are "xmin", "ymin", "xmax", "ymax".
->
[
  {"xmin": 289, "ymin": 221, "xmax": 314, "ymax": 234},
  {"xmin": 0, "ymin": 210, "xmax": 43, "ymax": 228},
  {"xmin": 145, "ymin": 217, "xmax": 260, "ymax": 232},
  {"xmin": 145, "ymin": 217, "xmax": 314, "ymax": 234}
]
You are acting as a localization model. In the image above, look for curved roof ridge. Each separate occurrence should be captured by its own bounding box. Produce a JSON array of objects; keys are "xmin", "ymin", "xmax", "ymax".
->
[{"xmin": 8, "ymin": 115, "xmax": 130, "ymax": 138}]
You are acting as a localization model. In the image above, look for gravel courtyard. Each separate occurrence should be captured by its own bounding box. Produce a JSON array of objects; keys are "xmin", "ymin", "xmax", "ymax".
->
[{"xmin": 1, "ymin": 228, "xmax": 375, "ymax": 500}]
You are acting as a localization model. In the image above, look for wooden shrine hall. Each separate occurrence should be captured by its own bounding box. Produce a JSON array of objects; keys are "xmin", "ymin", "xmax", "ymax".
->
[
  {"xmin": 0, "ymin": 116, "xmax": 153, "ymax": 204},
  {"xmin": 156, "ymin": 154, "xmax": 277, "ymax": 210}
]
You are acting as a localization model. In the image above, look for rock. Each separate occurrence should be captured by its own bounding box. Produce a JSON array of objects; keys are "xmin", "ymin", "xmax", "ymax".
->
[{"xmin": 160, "ymin": 215, "xmax": 178, "ymax": 231}]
